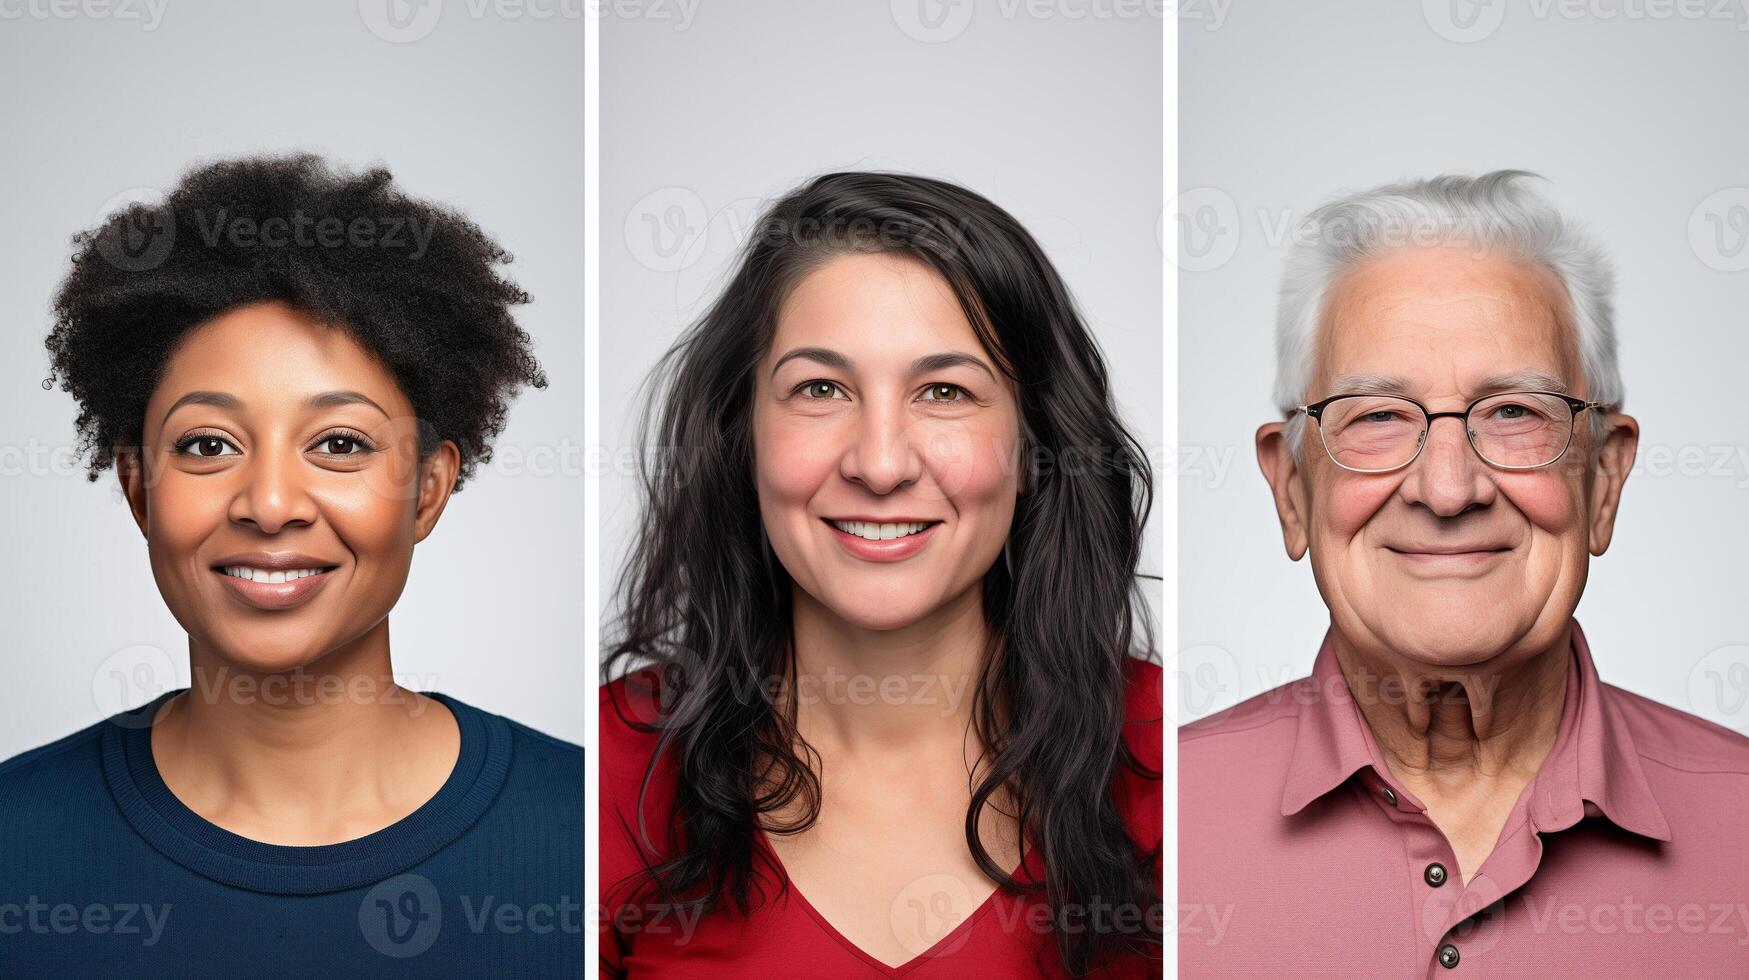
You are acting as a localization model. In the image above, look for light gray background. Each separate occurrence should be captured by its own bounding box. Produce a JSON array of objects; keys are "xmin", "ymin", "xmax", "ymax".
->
[
  {"xmin": 0, "ymin": 0, "xmax": 584, "ymax": 758},
  {"xmin": 1178, "ymin": 2, "xmax": 1749, "ymax": 734},
  {"xmin": 599, "ymin": 1, "xmax": 1164, "ymax": 664}
]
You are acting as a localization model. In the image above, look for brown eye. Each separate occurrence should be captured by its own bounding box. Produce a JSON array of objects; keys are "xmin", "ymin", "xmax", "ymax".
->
[
  {"xmin": 175, "ymin": 434, "xmax": 238, "ymax": 458},
  {"xmin": 923, "ymin": 384, "xmax": 964, "ymax": 402},
  {"xmin": 315, "ymin": 434, "xmax": 373, "ymax": 455},
  {"xmin": 801, "ymin": 381, "xmax": 844, "ymax": 399}
]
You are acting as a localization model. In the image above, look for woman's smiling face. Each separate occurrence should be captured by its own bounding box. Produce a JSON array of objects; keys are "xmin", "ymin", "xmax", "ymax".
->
[
  {"xmin": 751, "ymin": 251, "xmax": 1022, "ymax": 632},
  {"xmin": 122, "ymin": 300, "xmax": 458, "ymax": 673}
]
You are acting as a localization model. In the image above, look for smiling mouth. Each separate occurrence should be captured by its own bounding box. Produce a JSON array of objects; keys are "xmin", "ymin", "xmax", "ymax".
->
[
  {"xmin": 214, "ymin": 565, "xmax": 338, "ymax": 583},
  {"xmin": 1385, "ymin": 547, "xmax": 1510, "ymax": 556},
  {"xmin": 825, "ymin": 519, "xmax": 940, "ymax": 541}
]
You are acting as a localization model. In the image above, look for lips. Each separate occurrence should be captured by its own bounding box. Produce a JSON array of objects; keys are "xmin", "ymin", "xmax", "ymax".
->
[
  {"xmin": 1386, "ymin": 544, "xmax": 1511, "ymax": 556},
  {"xmin": 825, "ymin": 518, "xmax": 940, "ymax": 541},
  {"xmin": 1384, "ymin": 543, "xmax": 1511, "ymax": 575},
  {"xmin": 823, "ymin": 517, "xmax": 942, "ymax": 563},
  {"xmin": 210, "ymin": 552, "xmax": 341, "ymax": 611}
]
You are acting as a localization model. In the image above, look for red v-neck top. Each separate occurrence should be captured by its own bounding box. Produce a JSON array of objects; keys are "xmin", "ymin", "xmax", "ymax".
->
[{"xmin": 600, "ymin": 657, "xmax": 1163, "ymax": 978}]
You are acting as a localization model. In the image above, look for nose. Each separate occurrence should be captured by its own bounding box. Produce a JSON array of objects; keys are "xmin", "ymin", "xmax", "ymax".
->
[
  {"xmin": 838, "ymin": 399, "xmax": 924, "ymax": 495},
  {"xmin": 1396, "ymin": 413, "xmax": 1497, "ymax": 517},
  {"xmin": 227, "ymin": 442, "xmax": 318, "ymax": 533}
]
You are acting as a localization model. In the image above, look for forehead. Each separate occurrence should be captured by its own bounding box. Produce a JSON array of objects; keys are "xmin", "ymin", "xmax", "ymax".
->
[
  {"xmin": 769, "ymin": 251, "xmax": 979, "ymax": 358},
  {"xmin": 148, "ymin": 301, "xmax": 409, "ymax": 416},
  {"xmin": 1315, "ymin": 246, "xmax": 1581, "ymax": 398}
]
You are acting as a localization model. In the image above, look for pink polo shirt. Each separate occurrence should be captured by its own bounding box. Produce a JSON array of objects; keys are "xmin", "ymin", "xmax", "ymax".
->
[{"xmin": 1179, "ymin": 617, "xmax": 1749, "ymax": 978}]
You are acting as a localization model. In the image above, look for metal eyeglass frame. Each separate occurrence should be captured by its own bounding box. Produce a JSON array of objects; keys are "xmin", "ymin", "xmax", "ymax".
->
[{"xmin": 1292, "ymin": 390, "xmax": 1609, "ymax": 473}]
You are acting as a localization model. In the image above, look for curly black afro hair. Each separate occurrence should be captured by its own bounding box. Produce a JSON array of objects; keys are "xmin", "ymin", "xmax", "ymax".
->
[{"xmin": 44, "ymin": 152, "xmax": 548, "ymax": 492}]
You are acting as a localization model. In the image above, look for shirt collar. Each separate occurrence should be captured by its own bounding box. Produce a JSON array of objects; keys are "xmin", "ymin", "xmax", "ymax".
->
[{"xmin": 1279, "ymin": 617, "xmax": 1672, "ymax": 843}]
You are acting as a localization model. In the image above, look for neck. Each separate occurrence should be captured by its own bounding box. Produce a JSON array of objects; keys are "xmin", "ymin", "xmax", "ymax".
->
[
  {"xmin": 151, "ymin": 620, "xmax": 456, "ymax": 843},
  {"xmin": 787, "ymin": 583, "xmax": 990, "ymax": 751},
  {"xmin": 1332, "ymin": 625, "xmax": 1570, "ymax": 794}
]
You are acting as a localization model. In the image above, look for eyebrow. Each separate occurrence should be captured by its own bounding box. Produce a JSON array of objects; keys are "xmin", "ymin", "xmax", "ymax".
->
[
  {"xmin": 161, "ymin": 390, "xmax": 390, "ymax": 426},
  {"xmin": 1324, "ymin": 370, "xmax": 1571, "ymax": 399},
  {"xmin": 768, "ymin": 346, "xmax": 997, "ymax": 381}
]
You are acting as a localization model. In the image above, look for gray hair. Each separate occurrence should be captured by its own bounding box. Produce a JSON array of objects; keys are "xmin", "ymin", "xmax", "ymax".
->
[{"xmin": 1273, "ymin": 170, "xmax": 1621, "ymax": 461}]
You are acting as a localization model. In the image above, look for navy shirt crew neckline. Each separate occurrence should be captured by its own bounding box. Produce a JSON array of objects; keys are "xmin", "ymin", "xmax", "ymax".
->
[{"xmin": 99, "ymin": 687, "xmax": 513, "ymax": 896}]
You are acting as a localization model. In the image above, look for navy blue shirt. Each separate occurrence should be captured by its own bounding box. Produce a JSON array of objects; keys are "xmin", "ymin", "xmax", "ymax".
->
[{"xmin": 0, "ymin": 690, "xmax": 583, "ymax": 978}]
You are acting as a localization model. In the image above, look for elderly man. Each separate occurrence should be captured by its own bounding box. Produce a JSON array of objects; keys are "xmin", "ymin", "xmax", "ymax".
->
[{"xmin": 1179, "ymin": 171, "xmax": 1749, "ymax": 977}]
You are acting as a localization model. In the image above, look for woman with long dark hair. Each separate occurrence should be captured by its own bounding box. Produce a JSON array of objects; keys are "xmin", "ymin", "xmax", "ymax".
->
[{"xmin": 601, "ymin": 172, "xmax": 1162, "ymax": 977}]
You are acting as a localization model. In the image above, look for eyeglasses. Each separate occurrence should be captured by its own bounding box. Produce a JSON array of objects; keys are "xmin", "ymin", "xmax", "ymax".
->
[{"xmin": 1292, "ymin": 390, "xmax": 1608, "ymax": 473}]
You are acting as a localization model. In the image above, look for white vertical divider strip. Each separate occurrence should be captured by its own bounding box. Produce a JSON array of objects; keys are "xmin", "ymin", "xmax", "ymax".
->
[
  {"xmin": 1161, "ymin": 8, "xmax": 1181, "ymax": 980},
  {"xmin": 583, "ymin": 6, "xmax": 601, "ymax": 975}
]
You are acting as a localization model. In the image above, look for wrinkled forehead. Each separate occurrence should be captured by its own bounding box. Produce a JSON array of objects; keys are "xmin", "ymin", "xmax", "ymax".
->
[{"xmin": 1311, "ymin": 246, "xmax": 1584, "ymax": 402}]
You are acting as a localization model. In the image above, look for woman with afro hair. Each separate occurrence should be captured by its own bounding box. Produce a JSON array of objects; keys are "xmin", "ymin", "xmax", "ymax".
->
[{"xmin": 0, "ymin": 154, "xmax": 581, "ymax": 977}]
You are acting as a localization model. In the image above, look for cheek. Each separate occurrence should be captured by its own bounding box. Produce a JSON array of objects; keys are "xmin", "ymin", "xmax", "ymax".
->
[
  {"xmin": 146, "ymin": 471, "xmax": 229, "ymax": 566},
  {"xmin": 342, "ymin": 427, "xmax": 430, "ymax": 567},
  {"xmin": 1499, "ymin": 475, "xmax": 1581, "ymax": 538},
  {"xmin": 320, "ymin": 484, "xmax": 419, "ymax": 562},
  {"xmin": 1317, "ymin": 473, "xmax": 1396, "ymax": 544},
  {"xmin": 918, "ymin": 420, "xmax": 1018, "ymax": 544},
  {"xmin": 754, "ymin": 414, "xmax": 841, "ymax": 513}
]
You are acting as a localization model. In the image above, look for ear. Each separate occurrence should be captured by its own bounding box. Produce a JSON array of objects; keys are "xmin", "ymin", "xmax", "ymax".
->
[
  {"xmin": 1256, "ymin": 420, "xmax": 1310, "ymax": 561},
  {"xmin": 411, "ymin": 440, "xmax": 462, "ymax": 544},
  {"xmin": 116, "ymin": 448, "xmax": 149, "ymax": 537},
  {"xmin": 1586, "ymin": 411, "xmax": 1638, "ymax": 556}
]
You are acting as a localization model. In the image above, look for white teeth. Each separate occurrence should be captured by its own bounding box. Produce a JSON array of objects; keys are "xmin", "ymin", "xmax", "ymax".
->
[
  {"xmin": 223, "ymin": 566, "xmax": 328, "ymax": 583},
  {"xmin": 829, "ymin": 520, "xmax": 933, "ymax": 541}
]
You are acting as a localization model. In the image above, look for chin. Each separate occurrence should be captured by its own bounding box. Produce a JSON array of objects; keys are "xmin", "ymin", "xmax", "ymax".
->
[
  {"xmin": 1375, "ymin": 609, "xmax": 1521, "ymax": 667},
  {"xmin": 838, "ymin": 605, "xmax": 935, "ymax": 633},
  {"xmin": 815, "ymin": 587, "xmax": 938, "ymax": 633},
  {"xmin": 204, "ymin": 633, "xmax": 336, "ymax": 677}
]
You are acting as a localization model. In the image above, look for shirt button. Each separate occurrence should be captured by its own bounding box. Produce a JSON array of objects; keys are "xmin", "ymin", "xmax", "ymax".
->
[
  {"xmin": 1424, "ymin": 862, "xmax": 1448, "ymax": 887},
  {"xmin": 1382, "ymin": 786, "xmax": 1397, "ymax": 805},
  {"xmin": 1437, "ymin": 943, "xmax": 1460, "ymax": 969}
]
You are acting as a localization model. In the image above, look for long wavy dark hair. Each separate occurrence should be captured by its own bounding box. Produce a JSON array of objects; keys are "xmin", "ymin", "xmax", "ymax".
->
[{"xmin": 604, "ymin": 172, "xmax": 1159, "ymax": 974}]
